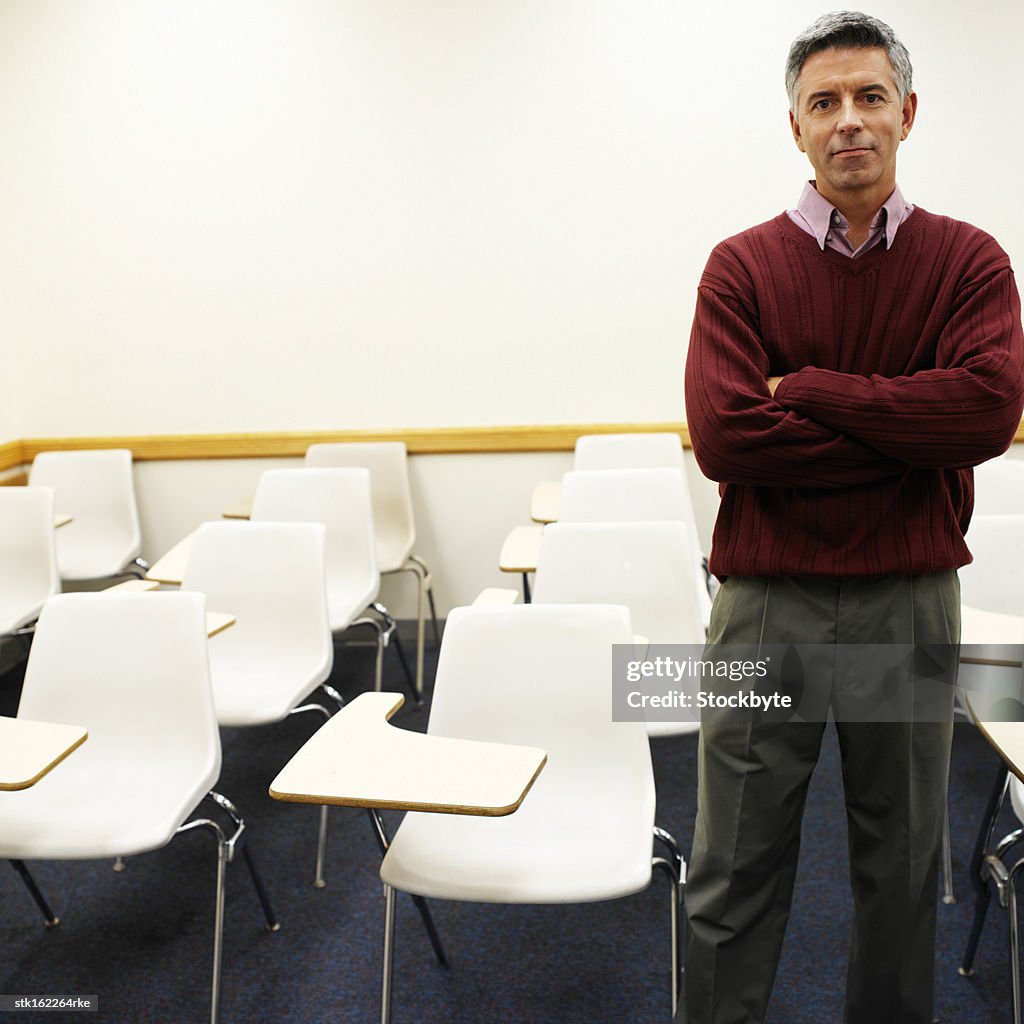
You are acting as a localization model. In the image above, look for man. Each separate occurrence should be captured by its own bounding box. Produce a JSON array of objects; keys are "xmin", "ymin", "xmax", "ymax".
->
[{"xmin": 681, "ymin": 11, "xmax": 1024, "ymax": 1024}]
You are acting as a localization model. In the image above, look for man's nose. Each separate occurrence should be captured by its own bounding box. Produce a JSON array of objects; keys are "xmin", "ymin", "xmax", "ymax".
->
[{"xmin": 836, "ymin": 98, "xmax": 864, "ymax": 133}]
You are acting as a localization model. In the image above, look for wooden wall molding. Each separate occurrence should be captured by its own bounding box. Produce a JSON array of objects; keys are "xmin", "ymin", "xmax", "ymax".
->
[
  {"xmin": 3, "ymin": 423, "xmax": 691, "ymax": 468},
  {"xmin": 4, "ymin": 419, "xmax": 1024, "ymax": 471},
  {"xmin": 0, "ymin": 441, "xmax": 23, "ymax": 477}
]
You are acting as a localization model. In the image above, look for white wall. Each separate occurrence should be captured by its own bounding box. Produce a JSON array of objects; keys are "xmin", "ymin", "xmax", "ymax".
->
[
  {"xmin": 0, "ymin": 327, "xmax": 17, "ymax": 447},
  {"xmin": 2, "ymin": 0, "xmax": 1020, "ymax": 437},
  {"xmin": 0, "ymin": 0, "xmax": 1020, "ymax": 609}
]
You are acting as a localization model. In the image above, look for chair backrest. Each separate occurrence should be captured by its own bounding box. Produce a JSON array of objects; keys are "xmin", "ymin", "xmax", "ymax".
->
[
  {"xmin": 19, "ymin": 591, "xmax": 221, "ymax": 804},
  {"xmin": 181, "ymin": 520, "xmax": 333, "ymax": 725},
  {"xmin": 961, "ymin": 514, "xmax": 1024, "ymax": 615},
  {"xmin": 250, "ymin": 467, "xmax": 379, "ymax": 632},
  {"xmin": 304, "ymin": 442, "xmax": 415, "ymax": 572},
  {"xmin": 0, "ymin": 487, "xmax": 60, "ymax": 634},
  {"xmin": 559, "ymin": 467, "xmax": 688, "ymax": 523},
  {"xmin": 573, "ymin": 432, "xmax": 684, "ymax": 472},
  {"xmin": 532, "ymin": 522, "xmax": 705, "ymax": 644},
  {"xmin": 28, "ymin": 449, "xmax": 142, "ymax": 580},
  {"xmin": 973, "ymin": 458, "xmax": 1024, "ymax": 515},
  {"xmin": 427, "ymin": 604, "xmax": 654, "ymax": 828},
  {"xmin": 532, "ymin": 522, "xmax": 704, "ymax": 737}
]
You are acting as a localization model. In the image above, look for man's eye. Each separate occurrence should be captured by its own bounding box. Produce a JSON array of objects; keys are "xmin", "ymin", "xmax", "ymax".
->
[
  {"xmin": 864, "ymin": 94, "xmax": 882, "ymax": 103},
  {"xmin": 813, "ymin": 99, "xmax": 832, "ymax": 110}
]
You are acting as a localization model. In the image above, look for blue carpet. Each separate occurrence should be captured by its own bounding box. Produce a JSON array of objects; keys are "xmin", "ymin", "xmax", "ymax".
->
[{"xmin": 0, "ymin": 630, "xmax": 1018, "ymax": 1022}]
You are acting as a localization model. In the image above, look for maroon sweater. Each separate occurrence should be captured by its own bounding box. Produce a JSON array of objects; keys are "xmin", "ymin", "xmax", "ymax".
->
[{"xmin": 684, "ymin": 208, "xmax": 1024, "ymax": 578}]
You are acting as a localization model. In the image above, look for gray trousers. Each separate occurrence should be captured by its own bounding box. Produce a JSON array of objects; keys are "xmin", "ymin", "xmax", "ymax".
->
[{"xmin": 679, "ymin": 573, "xmax": 960, "ymax": 1024}]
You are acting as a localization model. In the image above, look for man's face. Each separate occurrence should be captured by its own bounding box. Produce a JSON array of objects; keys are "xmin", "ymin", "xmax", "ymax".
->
[{"xmin": 789, "ymin": 46, "xmax": 917, "ymax": 208}]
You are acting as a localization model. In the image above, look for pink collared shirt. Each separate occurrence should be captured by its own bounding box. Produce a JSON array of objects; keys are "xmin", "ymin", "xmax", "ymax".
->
[{"xmin": 787, "ymin": 181, "xmax": 914, "ymax": 258}]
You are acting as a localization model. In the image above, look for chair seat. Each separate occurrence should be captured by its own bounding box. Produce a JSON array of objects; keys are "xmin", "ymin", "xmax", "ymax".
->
[
  {"xmin": 55, "ymin": 528, "xmax": 140, "ymax": 580},
  {"xmin": 328, "ymin": 575, "xmax": 380, "ymax": 633},
  {"xmin": 377, "ymin": 544, "xmax": 415, "ymax": 575},
  {"xmin": 209, "ymin": 661, "xmax": 330, "ymax": 726},
  {"xmin": 0, "ymin": 597, "xmax": 46, "ymax": 635},
  {"xmin": 0, "ymin": 741, "xmax": 219, "ymax": 860},
  {"xmin": 381, "ymin": 760, "xmax": 654, "ymax": 903}
]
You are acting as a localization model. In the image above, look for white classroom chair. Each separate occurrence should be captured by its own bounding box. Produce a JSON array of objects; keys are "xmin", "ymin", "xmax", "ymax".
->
[
  {"xmin": 304, "ymin": 442, "xmax": 439, "ymax": 698},
  {"xmin": 181, "ymin": 520, "xmax": 340, "ymax": 886},
  {"xmin": 0, "ymin": 591, "xmax": 278, "ymax": 1024},
  {"xmin": 573, "ymin": 432, "xmax": 685, "ymax": 471},
  {"xmin": 377, "ymin": 604, "xmax": 684, "ymax": 1021},
  {"xmin": 27, "ymin": 449, "xmax": 147, "ymax": 583},
  {"xmin": 0, "ymin": 487, "xmax": 59, "ymax": 636},
  {"xmin": 250, "ymin": 467, "xmax": 416, "ymax": 700},
  {"xmin": 531, "ymin": 521, "xmax": 705, "ymax": 736}
]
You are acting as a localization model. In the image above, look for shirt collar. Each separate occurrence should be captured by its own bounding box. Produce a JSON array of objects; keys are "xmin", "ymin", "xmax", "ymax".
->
[{"xmin": 794, "ymin": 181, "xmax": 910, "ymax": 251}]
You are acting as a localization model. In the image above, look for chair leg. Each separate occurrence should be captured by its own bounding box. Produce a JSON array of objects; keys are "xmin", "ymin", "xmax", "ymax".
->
[
  {"xmin": 314, "ymin": 805, "xmax": 329, "ymax": 890},
  {"xmin": 961, "ymin": 766, "xmax": 1011, "ymax": 975},
  {"xmin": 942, "ymin": 798, "xmax": 956, "ymax": 904},
  {"xmin": 1010, "ymin": 864, "xmax": 1024, "ymax": 1024},
  {"xmin": 652, "ymin": 858, "xmax": 681, "ymax": 1018},
  {"xmin": 178, "ymin": 792, "xmax": 280, "ymax": 1024},
  {"xmin": 381, "ymin": 882, "xmax": 397, "ymax": 1024},
  {"xmin": 291, "ymin": 702, "xmax": 335, "ymax": 886},
  {"xmin": 366, "ymin": 809, "xmax": 447, "ymax": 967},
  {"xmin": 402, "ymin": 555, "xmax": 441, "ymax": 693},
  {"xmin": 125, "ymin": 556, "xmax": 151, "ymax": 580},
  {"xmin": 8, "ymin": 860, "xmax": 59, "ymax": 926},
  {"xmin": 210, "ymin": 835, "xmax": 230, "ymax": 1024},
  {"xmin": 411, "ymin": 561, "xmax": 426, "ymax": 700},
  {"xmin": 426, "ymin": 583, "xmax": 441, "ymax": 647},
  {"xmin": 389, "ymin": 632, "xmax": 417, "ymax": 701},
  {"xmin": 354, "ymin": 605, "xmax": 419, "ymax": 704},
  {"xmin": 239, "ymin": 841, "xmax": 281, "ymax": 933}
]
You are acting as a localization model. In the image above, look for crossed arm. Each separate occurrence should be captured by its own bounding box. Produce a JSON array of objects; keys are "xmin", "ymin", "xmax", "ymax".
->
[{"xmin": 685, "ymin": 267, "xmax": 1024, "ymax": 488}]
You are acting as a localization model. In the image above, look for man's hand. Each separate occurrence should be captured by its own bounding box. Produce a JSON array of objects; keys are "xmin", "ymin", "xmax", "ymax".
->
[{"xmin": 767, "ymin": 376, "xmax": 785, "ymax": 396}]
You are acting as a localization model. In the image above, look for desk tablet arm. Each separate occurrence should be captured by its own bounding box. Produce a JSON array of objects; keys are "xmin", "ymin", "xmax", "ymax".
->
[{"xmin": 268, "ymin": 691, "xmax": 547, "ymax": 818}]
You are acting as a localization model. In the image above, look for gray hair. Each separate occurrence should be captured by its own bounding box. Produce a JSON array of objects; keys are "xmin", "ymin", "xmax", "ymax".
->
[{"xmin": 785, "ymin": 11, "xmax": 913, "ymax": 113}]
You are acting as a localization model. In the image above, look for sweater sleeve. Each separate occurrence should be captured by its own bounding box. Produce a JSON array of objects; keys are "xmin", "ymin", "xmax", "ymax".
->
[
  {"xmin": 685, "ymin": 276, "xmax": 904, "ymax": 488},
  {"xmin": 774, "ymin": 259, "xmax": 1024, "ymax": 469}
]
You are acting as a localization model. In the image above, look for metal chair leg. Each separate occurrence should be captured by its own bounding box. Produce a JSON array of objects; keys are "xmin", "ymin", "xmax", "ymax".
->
[
  {"xmin": 366, "ymin": 809, "xmax": 447, "ymax": 967},
  {"xmin": 313, "ymin": 805, "xmax": 329, "ymax": 889},
  {"xmin": 8, "ymin": 859, "xmax": 59, "ymax": 926},
  {"xmin": 353, "ymin": 607, "xmax": 419, "ymax": 704},
  {"xmin": 943, "ymin": 798, "xmax": 956, "ymax": 904},
  {"xmin": 1010, "ymin": 864, "xmax": 1024, "ymax": 1024},
  {"xmin": 653, "ymin": 825, "xmax": 685, "ymax": 1017},
  {"xmin": 177, "ymin": 791, "xmax": 279, "ymax": 1024},
  {"xmin": 125, "ymin": 556, "xmax": 151, "ymax": 580},
  {"xmin": 407, "ymin": 559, "xmax": 427, "ymax": 700},
  {"xmin": 210, "ymin": 836, "xmax": 229, "ymax": 1024},
  {"xmin": 961, "ymin": 766, "xmax": 1011, "ymax": 975},
  {"xmin": 381, "ymin": 882, "xmax": 397, "ymax": 1024},
  {"xmin": 291, "ymin": 702, "xmax": 335, "ymax": 887},
  {"xmin": 239, "ymin": 842, "xmax": 281, "ymax": 933},
  {"xmin": 403, "ymin": 553, "xmax": 441, "ymax": 676},
  {"xmin": 389, "ymin": 632, "xmax": 417, "ymax": 700},
  {"xmin": 653, "ymin": 857, "xmax": 681, "ymax": 1018},
  {"xmin": 176, "ymin": 817, "xmax": 230, "ymax": 1024},
  {"xmin": 426, "ymin": 584, "xmax": 441, "ymax": 647}
]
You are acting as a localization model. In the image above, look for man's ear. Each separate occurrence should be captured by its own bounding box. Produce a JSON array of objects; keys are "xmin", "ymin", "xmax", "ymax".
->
[
  {"xmin": 900, "ymin": 91, "xmax": 918, "ymax": 141},
  {"xmin": 790, "ymin": 109, "xmax": 806, "ymax": 153}
]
